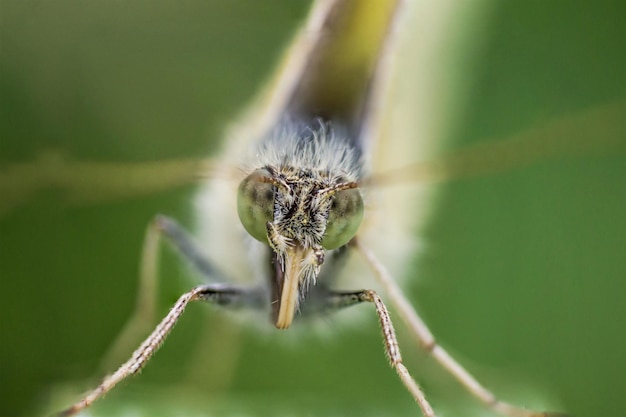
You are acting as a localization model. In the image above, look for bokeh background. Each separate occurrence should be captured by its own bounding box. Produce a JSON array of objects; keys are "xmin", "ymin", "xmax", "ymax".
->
[{"xmin": 1, "ymin": 1, "xmax": 625, "ymax": 417}]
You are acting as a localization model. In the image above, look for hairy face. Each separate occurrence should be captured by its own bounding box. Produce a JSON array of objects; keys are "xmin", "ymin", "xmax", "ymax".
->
[{"xmin": 236, "ymin": 121, "xmax": 364, "ymax": 328}]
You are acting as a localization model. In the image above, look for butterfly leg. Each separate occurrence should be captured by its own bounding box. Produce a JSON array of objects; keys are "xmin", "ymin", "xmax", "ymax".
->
[
  {"xmin": 100, "ymin": 214, "xmax": 230, "ymax": 371},
  {"xmin": 314, "ymin": 289, "xmax": 436, "ymax": 417},
  {"xmin": 148, "ymin": 216, "xmax": 251, "ymax": 388},
  {"xmin": 56, "ymin": 283, "xmax": 260, "ymax": 416},
  {"xmin": 354, "ymin": 238, "xmax": 569, "ymax": 417}
]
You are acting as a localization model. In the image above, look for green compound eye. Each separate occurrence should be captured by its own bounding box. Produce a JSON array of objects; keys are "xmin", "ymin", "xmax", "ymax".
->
[
  {"xmin": 321, "ymin": 188, "xmax": 364, "ymax": 250},
  {"xmin": 237, "ymin": 169, "xmax": 275, "ymax": 243}
]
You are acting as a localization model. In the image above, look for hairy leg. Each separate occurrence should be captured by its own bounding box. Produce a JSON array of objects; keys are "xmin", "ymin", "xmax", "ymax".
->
[
  {"xmin": 57, "ymin": 283, "xmax": 260, "ymax": 416},
  {"xmin": 354, "ymin": 238, "xmax": 569, "ymax": 417},
  {"xmin": 101, "ymin": 214, "xmax": 231, "ymax": 370}
]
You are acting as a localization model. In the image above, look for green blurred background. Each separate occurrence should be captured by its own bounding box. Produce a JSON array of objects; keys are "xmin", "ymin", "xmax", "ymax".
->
[{"xmin": 1, "ymin": 1, "xmax": 625, "ymax": 417}]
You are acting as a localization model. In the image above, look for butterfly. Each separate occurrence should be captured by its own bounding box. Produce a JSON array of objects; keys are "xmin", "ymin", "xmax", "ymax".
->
[{"xmin": 1, "ymin": 0, "xmax": 624, "ymax": 416}]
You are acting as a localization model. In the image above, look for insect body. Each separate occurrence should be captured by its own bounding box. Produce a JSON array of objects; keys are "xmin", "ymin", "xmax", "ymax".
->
[{"xmin": 53, "ymin": 1, "xmax": 599, "ymax": 416}]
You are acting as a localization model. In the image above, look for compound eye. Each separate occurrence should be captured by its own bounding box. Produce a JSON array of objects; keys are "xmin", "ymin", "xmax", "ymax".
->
[
  {"xmin": 321, "ymin": 188, "xmax": 364, "ymax": 250},
  {"xmin": 237, "ymin": 169, "xmax": 275, "ymax": 243}
]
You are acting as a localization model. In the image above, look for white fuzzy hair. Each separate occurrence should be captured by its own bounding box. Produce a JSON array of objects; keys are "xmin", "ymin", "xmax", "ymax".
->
[{"xmin": 247, "ymin": 119, "xmax": 362, "ymax": 182}]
